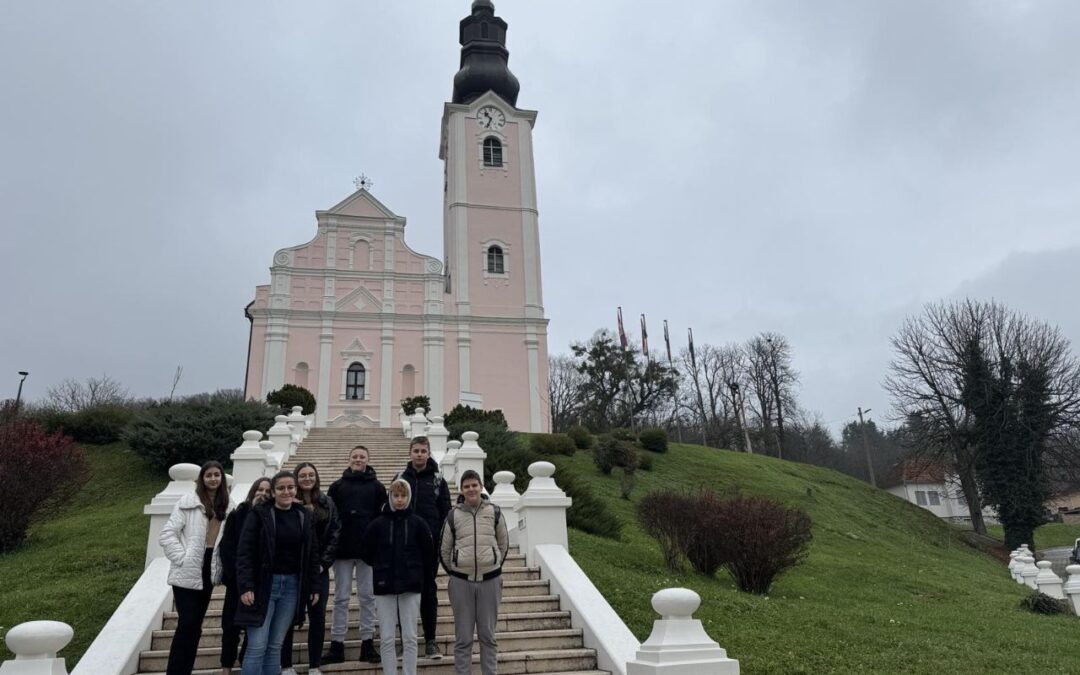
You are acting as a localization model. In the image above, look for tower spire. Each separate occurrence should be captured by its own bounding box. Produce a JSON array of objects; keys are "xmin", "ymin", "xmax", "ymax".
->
[{"xmin": 452, "ymin": 0, "xmax": 520, "ymax": 106}]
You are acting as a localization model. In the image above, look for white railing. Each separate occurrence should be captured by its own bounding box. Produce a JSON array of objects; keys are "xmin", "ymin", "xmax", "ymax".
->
[{"xmin": 1006, "ymin": 544, "xmax": 1080, "ymax": 614}]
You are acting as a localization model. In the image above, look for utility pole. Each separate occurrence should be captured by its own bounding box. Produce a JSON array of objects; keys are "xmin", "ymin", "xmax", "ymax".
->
[
  {"xmin": 14, "ymin": 371, "xmax": 29, "ymax": 416},
  {"xmin": 858, "ymin": 407, "xmax": 876, "ymax": 487}
]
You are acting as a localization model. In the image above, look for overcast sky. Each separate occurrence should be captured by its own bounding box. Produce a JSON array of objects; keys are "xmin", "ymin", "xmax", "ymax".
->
[{"xmin": 2, "ymin": 0, "xmax": 1078, "ymax": 434}]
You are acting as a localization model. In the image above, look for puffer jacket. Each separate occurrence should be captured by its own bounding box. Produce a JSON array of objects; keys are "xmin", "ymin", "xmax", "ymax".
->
[
  {"xmin": 396, "ymin": 458, "xmax": 451, "ymax": 543},
  {"xmin": 360, "ymin": 482, "xmax": 434, "ymax": 596},
  {"xmin": 440, "ymin": 494, "xmax": 509, "ymax": 582},
  {"xmin": 159, "ymin": 492, "xmax": 229, "ymax": 590},
  {"xmin": 328, "ymin": 466, "xmax": 385, "ymax": 560}
]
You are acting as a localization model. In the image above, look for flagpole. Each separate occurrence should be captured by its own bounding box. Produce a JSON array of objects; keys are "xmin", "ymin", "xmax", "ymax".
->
[
  {"xmin": 664, "ymin": 320, "xmax": 683, "ymax": 443},
  {"xmin": 688, "ymin": 327, "xmax": 708, "ymax": 446}
]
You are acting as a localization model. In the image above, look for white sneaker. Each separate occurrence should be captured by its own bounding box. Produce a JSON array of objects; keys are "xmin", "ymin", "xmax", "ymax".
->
[{"xmin": 281, "ymin": 669, "xmax": 298, "ymax": 675}]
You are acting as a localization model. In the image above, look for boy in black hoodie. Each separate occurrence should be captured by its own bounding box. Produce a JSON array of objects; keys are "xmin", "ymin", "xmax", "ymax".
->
[
  {"xmin": 395, "ymin": 436, "xmax": 451, "ymax": 659},
  {"xmin": 361, "ymin": 479, "xmax": 434, "ymax": 675}
]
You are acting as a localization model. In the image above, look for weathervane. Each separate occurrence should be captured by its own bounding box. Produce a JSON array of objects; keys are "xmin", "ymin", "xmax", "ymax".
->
[{"xmin": 353, "ymin": 174, "xmax": 374, "ymax": 191}]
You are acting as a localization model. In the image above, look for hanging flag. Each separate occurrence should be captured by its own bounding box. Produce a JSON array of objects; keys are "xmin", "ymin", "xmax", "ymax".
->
[
  {"xmin": 617, "ymin": 307, "xmax": 628, "ymax": 349},
  {"xmin": 663, "ymin": 320, "xmax": 673, "ymax": 363},
  {"xmin": 640, "ymin": 314, "xmax": 649, "ymax": 357},
  {"xmin": 688, "ymin": 327, "xmax": 697, "ymax": 370}
]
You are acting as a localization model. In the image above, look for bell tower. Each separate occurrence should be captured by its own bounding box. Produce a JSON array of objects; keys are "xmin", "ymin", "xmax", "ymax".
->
[{"xmin": 439, "ymin": 0, "xmax": 548, "ymax": 430}]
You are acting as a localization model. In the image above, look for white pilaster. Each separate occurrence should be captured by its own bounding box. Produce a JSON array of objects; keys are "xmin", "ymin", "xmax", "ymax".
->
[
  {"xmin": 142, "ymin": 463, "xmax": 199, "ymax": 568},
  {"xmin": 380, "ymin": 328, "xmax": 394, "ymax": 427},
  {"xmin": 231, "ymin": 431, "xmax": 269, "ymax": 485},
  {"xmin": 0, "ymin": 621, "xmax": 74, "ymax": 675},
  {"xmin": 457, "ymin": 327, "xmax": 471, "ymax": 394},
  {"xmin": 455, "ymin": 431, "xmax": 487, "ymax": 486},
  {"xmin": 525, "ymin": 330, "xmax": 542, "ymax": 432},
  {"xmin": 626, "ymin": 589, "xmax": 740, "ymax": 675},
  {"xmin": 423, "ymin": 333, "xmax": 445, "ymax": 414},
  {"xmin": 514, "ymin": 461, "xmax": 572, "ymax": 568},
  {"xmin": 317, "ymin": 320, "xmax": 333, "ymax": 427}
]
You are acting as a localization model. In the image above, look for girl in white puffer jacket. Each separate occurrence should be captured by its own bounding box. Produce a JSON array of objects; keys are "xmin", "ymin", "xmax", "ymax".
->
[{"xmin": 159, "ymin": 460, "xmax": 232, "ymax": 675}]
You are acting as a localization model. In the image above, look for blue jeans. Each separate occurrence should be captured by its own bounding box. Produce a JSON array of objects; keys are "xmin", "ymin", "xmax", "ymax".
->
[{"xmin": 242, "ymin": 574, "xmax": 298, "ymax": 675}]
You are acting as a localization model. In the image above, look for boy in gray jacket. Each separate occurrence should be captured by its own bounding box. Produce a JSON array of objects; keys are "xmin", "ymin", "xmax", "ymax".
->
[{"xmin": 439, "ymin": 469, "xmax": 509, "ymax": 675}]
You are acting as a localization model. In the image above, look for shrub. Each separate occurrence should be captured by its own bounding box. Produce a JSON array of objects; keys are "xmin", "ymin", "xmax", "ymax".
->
[
  {"xmin": 620, "ymin": 462, "xmax": 638, "ymax": 500},
  {"xmin": 266, "ymin": 384, "xmax": 316, "ymax": 415},
  {"xmin": 37, "ymin": 404, "xmax": 135, "ymax": 445},
  {"xmin": 638, "ymin": 491, "xmax": 694, "ymax": 570},
  {"xmin": 639, "ymin": 427, "xmax": 669, "ymax": 453},
  {"xmin": 637, "ymin": 451, "xmax": 654, "ymax": 471},
  {"xmin": 558, "ymin": 469, "xmax": 622, "ymax": 540},
  {"xmin": 710, "ymin": 496, "xmax": 813, "ymax": 594},
  {"xmin": 611, "ymin": 427, "xmax": 638, "ymax": 442},
  {"xmin": 682, "ymin": 490, "xmax": 731, "ymax": 576},
  {"xmin": 566, "ymin": 425, "xmax": 593, "ymax": 449},
  {"xmin": 530, "ymin": 433, "xmax": 577, "ymax": 456},
  {"xmin": 400, "ymin": 395, "xmax": 431, "ymax": 416},
  {"xmin": 592, "ymin": 436, "xmax": 620, "ymax": 475},
  {"xmin": 0, "ymin": 421, "xmax": 87, "ymax": 552},
  {"xmin": 1020, "ymin": 592, "xmax": 1072, "ymax": 615},
  {"xmin": 126, "ymin": 390, "xmax": 279, "ymax": 471},
  {"xmin": 445, "ymin": 404, "xmax": 508, "ymax": 430}
]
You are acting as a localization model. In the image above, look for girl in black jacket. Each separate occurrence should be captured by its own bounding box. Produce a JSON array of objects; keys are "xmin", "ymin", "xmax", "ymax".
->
[
  {"xmin": 235, "ymin": 470, "xmax": 320, "ymax": 675},
  {"xmin": 218, "ymin": 477, "xmax": 271, "ymax": 675},
  {"xmin": 361, "ymin": 479, "xmax": 434, "ymax": 675},
  {"xmin": 323, "ymin": 445, "xmax": 386, "ymax": 665},
  {"xmin": 281, "ymin": 462, "xmax": 340, "ymax": 675}
]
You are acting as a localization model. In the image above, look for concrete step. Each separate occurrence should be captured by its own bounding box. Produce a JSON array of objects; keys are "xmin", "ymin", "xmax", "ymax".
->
[
  {"xmin": 140, "ymin": 628, "xmax": 585, "ymax": 671},
  {"xmin": 139, "ymin": 653, "xmax": 603, "ymax": 675},
  {"xmin": 150, "ymin": 611, "xmax": 574, "ymax": 650},
  {"xmin": 200, "ymin": 580, "xmax": 549, "ymax": 612},
  {"xmin": 163, "ymin": 596, "xmax": 564, "ymax": 630}
]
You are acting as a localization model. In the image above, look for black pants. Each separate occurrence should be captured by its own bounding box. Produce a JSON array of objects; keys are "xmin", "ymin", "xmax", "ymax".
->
[
  {"xmin": 220, "ymin": 581, "xmax": 247, "ymax": 668},
  {"xmin": 167, "ymin": 549, "xmax": 213, "ymax": 675},
  {"xmin": 420, "ymin": 553, "xmax": 439, "ymax": 642},
  {"xmin": 282, "ymin": 569, "xmax": 330, "ymax": 668}
]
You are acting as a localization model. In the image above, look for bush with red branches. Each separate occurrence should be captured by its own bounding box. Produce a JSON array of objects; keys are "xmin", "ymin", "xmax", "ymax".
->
[{"xmin": 0, "ymin": 421, "xmax": 87, "ymax": 552}]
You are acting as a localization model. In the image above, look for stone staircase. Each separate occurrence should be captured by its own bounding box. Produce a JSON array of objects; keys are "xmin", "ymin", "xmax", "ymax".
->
[{"xmin": 133, "ymin": 427, "xmax": 608, "ymax": 675}]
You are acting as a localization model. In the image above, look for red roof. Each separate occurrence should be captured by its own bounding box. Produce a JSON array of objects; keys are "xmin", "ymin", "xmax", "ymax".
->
[{"xmin": 880, "ymin": 459, "xmax": 949, "ymax": 489}]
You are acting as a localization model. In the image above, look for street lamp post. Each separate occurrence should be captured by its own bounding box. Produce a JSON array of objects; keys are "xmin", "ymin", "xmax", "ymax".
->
[{"xmin": 14, "ymin": 371, "xmax": 29, "ymax": 415}]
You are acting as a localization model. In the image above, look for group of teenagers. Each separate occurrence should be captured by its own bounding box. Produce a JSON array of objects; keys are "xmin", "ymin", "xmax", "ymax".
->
[{"xmin": 159, "ymin": 436, "xmax": 510, "ymax": 675}]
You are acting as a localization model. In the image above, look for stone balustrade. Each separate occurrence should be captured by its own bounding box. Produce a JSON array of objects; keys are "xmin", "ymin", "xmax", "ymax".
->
[
  {"xmin": 141, "ymin": 463, "xmax": 200, "ymax": 567},
  {"xmin": 427, "ymin": 416, "xmax": 449, "ymax": 464},
  {"xmin": 1005, "ymin": 544, "xmax": 1080, "ymax": 616},
  {"xmin": 409, "ymin": 407, "xmax": 430, "ymax": 439},
  {"xmin": 442, "ymin": 439, "xmax": 461, "ymax": 483},
  {"xmin": 0, "ymin": 621, "xmax": 73, "ymax": 675},
  {"xmin": 454, "ymin": 431, "xmax": 487, "ymax": 485},
  {"xmin": 627, "ymin": 588, "xmax": 740, "ymax": 674}
]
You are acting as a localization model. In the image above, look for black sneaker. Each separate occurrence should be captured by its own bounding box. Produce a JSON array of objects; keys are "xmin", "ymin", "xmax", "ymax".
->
[
  {"xmin": 360, "ymin": 638, "xmax": 380, "ymax": 664},
  {"xmin": 425, "ymin": 639, "xmax": 441, "ymax": 659},
  {"xmin": 321, "ymin": 640, "xmax": 345, "ymax": 665}
]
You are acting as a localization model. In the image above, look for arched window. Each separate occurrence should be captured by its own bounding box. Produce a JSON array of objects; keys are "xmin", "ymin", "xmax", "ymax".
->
[
  {"xmin": 483, "ymin": 137, "xmax": 503, "ymax": 168},
  {"xmin": 402, "ymin": 364, "xmax": 416, "ymax": 398},
  {"xmin": 294, "ymin": 362, "xmax": 309, "ymax": 389},
  {"xmin": 346, "ymin": 362, "xmax": 366, "ymax": 400},
  {"xmin": 486, "ymin": 245, "xmax": 505, "ymax": 274}
]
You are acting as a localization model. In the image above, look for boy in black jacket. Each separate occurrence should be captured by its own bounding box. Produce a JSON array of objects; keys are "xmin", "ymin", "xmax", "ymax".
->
[
  {"xmin": 395, "ymin": 436, "xmax": 451, "ymax": 659},
  {"xmin": 361, "ymin": 479, "xmax": 434, "ymax": 675}
]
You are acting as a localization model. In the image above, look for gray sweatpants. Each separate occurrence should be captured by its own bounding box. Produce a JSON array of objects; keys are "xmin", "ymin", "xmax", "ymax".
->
[
  {"xmin": 375, "ymin": 592, "xmax": 421, "ymax": 675},
  {"xmin": 447, "ymin": 575, "xmax": 503, "ymax": 675},
  {"xmin": 331, "ymin": 558, "xmax": 376, "ymax": 641}
]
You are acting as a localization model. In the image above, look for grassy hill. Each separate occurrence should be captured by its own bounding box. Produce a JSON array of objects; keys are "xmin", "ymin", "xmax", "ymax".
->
[
  {"xmin": 558, "ymin": 443, "xmax": 1080, "ymax": 674},
  {"xmin": 0, "ymin": 443, "xmax": 163, "ymax": 663}
]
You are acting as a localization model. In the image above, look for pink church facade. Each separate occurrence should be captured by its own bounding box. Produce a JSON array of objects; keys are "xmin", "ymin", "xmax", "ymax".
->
[{"xmin": 244, "ymin": 1, "xmax": 550, "ymax": 431}]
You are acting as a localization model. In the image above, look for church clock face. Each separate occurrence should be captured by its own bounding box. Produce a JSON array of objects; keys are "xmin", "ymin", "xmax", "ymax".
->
[{"xmin": 477, "ymin": 106, "xmax": 506, "ymax": 131}]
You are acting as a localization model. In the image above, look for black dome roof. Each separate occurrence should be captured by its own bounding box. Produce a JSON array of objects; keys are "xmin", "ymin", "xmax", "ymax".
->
[{"xmin": 452, "ymin": 1, "xmax": 519, "ymax": 106}]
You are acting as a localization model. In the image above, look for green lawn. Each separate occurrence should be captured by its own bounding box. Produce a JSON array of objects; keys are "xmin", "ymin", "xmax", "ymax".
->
[
  {"xmin": 558, "ymin": 443, "xmax": 1080, "ymax": 674},
  {"xmin": 979, "ymin": 523, "xmax": 1080, "ymax": 550},
  {"xmin": 0, "ymin": 443, "xmax": 164, "ymax": 664}
]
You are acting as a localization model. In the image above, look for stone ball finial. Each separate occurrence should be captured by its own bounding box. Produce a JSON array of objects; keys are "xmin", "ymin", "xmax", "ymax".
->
[
  {"xmin": 4, "ymin": 620, "xmax": 74, "ymax": 657},
  {"xmin": 169, "ymin": 463, "xmax": 201, "ymax": 481},
  {"xmin": 462, "ymin": 431, "xmax": 480, "ymax": 442},
  {"xmin": 1037, "ymin": 560, "xmax": 1053, "ymax": 570},
  {"xmin": 259, "ymin": 440, "xmax": 274, "ymax": 451},
  {"xmin": 431, "ymin": 415, "xmax": 444, "ymax": 424},
  {"xmin": 651, "ymin": 588, "xmax": 701, "ymax": 620},
  {"xmin": 447, "ymin": 440, "xmax": 462, "ymax": 450},
  {"xmin": 243, "ymin": 430, "xmax": 263, "ymax": 442},
  {"xmin": 494, "ymin": 471, "xmax": 515, "ymax": 485},
  {"xmin": 275, "ymin": 414, "xmax": 289, "ymax": 422},
  {"xmin": 1068, "ymin": 565, "xmax": 1080, "ymax": 574},
  {"xmin": 291, "ymin": 406, "xmax": 304, "ymax": 414},
  {"xmin": 415, "ymin": 407, "xmax": 426, "ymax": 415},
  {"xmin": 528, "ymin": 461, "xmax": 556, "ymax": 479}
]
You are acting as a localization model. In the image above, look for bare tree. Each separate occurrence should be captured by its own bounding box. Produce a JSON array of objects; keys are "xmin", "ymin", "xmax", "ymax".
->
[
  {"xmin": 548, "ymin": 355, "xmax": 585, "ymax": 432},
  {"xmin": 45, "ymin": 375, "xmax": 131, "ymax": 412},
  {"xmin": 746, "ymin": 333, "xmax": 799, "ymax": 458}
]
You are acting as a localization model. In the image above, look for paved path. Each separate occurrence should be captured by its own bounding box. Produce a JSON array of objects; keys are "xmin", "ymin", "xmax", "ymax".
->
[{"xmin": 1041, "ymin": 546, "xmax": 1072, "ymax": 578}]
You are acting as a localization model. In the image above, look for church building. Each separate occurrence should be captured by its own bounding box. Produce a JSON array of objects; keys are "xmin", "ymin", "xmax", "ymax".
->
[{"xmin": 244, "ymin": 1, "xmax": 550, "ymax": 432}]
